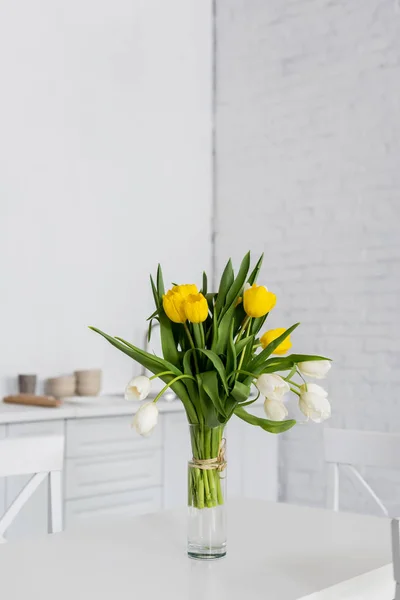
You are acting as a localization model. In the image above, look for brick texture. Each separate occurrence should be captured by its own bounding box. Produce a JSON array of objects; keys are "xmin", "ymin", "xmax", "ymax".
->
[{"xmin": 215, "ymin": 0, "xmax": 400, "ymax": 514}]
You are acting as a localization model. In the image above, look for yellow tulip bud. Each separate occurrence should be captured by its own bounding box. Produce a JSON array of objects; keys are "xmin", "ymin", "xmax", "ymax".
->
[
  {"xmin": 162, "ymin": 289, "xmax": 186, "ymax": 323},
  {"xmin": 184, "ymin": 293, "xmax": 208, "ymax": 323},
  {"xmin": 243, "ymin": 283, "xmax": 276, "ymax": 318},
  {"xmin": 172, "ymin": 284, "xmax": 198, "ymax": 298},
  {"xmin": 260, "ymin": 328, "xmax": 292, "ymax": 355}
]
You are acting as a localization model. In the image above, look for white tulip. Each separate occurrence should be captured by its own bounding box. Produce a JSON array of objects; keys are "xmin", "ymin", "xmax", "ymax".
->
[
  {"xmin": 264, "ymin": 397, "xmax": 289, "ymax": 421},
  {"xmin": 132, "ymin": 402, "xmax": 159, "ymax": 436},
  {"xmin": 256, "ymin": 373, "xmax": 290, "ymax": 402},
  {"xmin": 297, "ymin": 360, "xmax": 331, "ymax": 379},
  {"xmin": 125, "ymin": 375, "xmax": 151, "ymax": 401},
  {"xmin": 299, "ymin": 383, "xmax": 331, "ymax": 423},
  {"xmin": 299, "ymin": 383, "xmax": 328, "ymax": 397}
]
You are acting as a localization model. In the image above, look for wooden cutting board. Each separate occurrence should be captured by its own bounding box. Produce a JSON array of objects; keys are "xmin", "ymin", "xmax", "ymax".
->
[{"xmin": 3, "ymin": 394, "xmax": 61, "ymax": 408}]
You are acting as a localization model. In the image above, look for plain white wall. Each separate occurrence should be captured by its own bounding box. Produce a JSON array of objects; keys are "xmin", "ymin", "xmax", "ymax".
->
[
  {"xmin": 0, "ymin": 0, "xmax": 212, "ymax": 395},
  {"xmin": 215, "ymin": 0, "xmax": 400, "ymax": 513}
]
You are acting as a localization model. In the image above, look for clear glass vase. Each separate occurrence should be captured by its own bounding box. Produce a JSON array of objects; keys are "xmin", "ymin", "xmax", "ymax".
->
[{"xmin": 187, "ymin": 424, "xmax": 227, "ymax": 560}]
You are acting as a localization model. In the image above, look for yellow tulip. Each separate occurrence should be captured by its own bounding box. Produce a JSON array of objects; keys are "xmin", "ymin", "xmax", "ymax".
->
[
  {"xmin": 243, "ymin": 283, "xmax": 276, "ymax": 318},
  {"xmin": 184, "ymin": 293, "xmax": 208, "ymax": 323},
  {"xmin": 162, "ymin": 289, "xmax": 186, "ymax": 323},
  {"xmin": 260, "ymin": 328, "xmax": 292, "ymax": 355},
  {"xmin": 172, "ymin": 284, "xmax": 198, "ymax": 298}
]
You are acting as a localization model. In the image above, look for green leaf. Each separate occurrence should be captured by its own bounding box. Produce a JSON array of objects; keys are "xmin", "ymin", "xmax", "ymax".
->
[
  {"xmin": 182, "ymin": 348, "xmax": 199, "ymax": 400},
  {"xmin": 196, "ymin": 374, "xmax": 220, "ymax": 427},
  {"xmin": 90, "ymin": 328, "xmax": 199, "ymax": 423},
  {"xmin": 230, "ymin": 380, "xmax": 251, "ymax": 403},
  {"xmin": 199, "ymin": 371, "xmax": 226, "ymax": 419},
  {"xmin": 235, "ymin": 335, "xmax": 254, "ymax": 357},
  {"xmin": 212, "ymin": 303, "xmax": 235, "ymax": 356},
  {"xmin": 249, "ymin": 323, "xmax": 300, "ymax": 371},
  {"xmin": 158, "ymin": 311, "xmax": 180, "ymax": 366},
  {"xmin": 247, "ymin": 253, "xmax": 264, "ymax": 285},
  {"xmin": 226, "ymin": 321, "xmax": 237, "ymax": 377},
  {"xmin": 184, "ymin": 348, "xmax": 229, "ymax": 395},
  {"xmin": 214, "ymin": 259, "xmax": 234, "ymax": 316},
  {"xmin": 147, "ymin": 317, "xmax": 157, "ymax": 343},
  {"xmin": 157, "ymin": 264, "xmax": 165, "ymax": 298},
  {"xmin": 284, "ymin": 353, "xmax": 332, "ymax": 363},
  {"xmin": 201, "ymin": 271, "xmax": 207, "ymax": 295},
  {"xmin": 234, "ymin": 406, "xmax": 296, "ymax": 434},
  {"xmin": 256, "ymin": 353, "xmax": 332, "ymax": 375},
  {"xmin": 146, "ymin": 308, "xmax": 160, "ymax": 322},
  {"xmin": 249, "ymin": 313, "xmax": 268, "ymax": 338},
  {"xmin": 239, "ymin": 390, "xmax": 260, "ymax": 407},
  {"xmin": 222, "ymin": 251, "xmax": 251, "ymax": 317},
  {"xmin": 150, "ymin": 275, "xmax": 160, "ymax": 309}
]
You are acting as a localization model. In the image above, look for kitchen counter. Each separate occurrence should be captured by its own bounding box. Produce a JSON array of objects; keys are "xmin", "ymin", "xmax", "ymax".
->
[{"xmin": 0, "ymin": 394, "xmax": 185, "ymax": 424}]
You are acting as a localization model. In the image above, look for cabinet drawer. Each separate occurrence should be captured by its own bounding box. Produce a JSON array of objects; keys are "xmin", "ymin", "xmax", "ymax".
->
[
  {"xmin": 7, "ymin": 420, "xmax": 64, "ymax": 438},
  {"xmin": 65, "ymin": 487, "xmax": 162, "ymax": 524},
  {"xmin": 65, "ymin": 448, "xmax": 162, "ymax": 499},
  {"xmin": 66, "ymin": 415, "xmax": 162, "ymax": 458}
]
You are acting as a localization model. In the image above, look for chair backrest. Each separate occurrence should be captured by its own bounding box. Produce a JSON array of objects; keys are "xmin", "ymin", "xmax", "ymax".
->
[
  {"xmin": 0, "ymin": 435, "xmax": 65, "ymax": 540},
  {"xmin": 324, "ymin": 428, "xmax": 400, "ymax": 516}
]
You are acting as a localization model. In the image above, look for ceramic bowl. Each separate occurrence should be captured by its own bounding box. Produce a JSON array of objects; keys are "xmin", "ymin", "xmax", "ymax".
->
[
  {"xmin": 74, "ymin": 369, "xmax": 102, "ymax": 397},
  {"xmin": 46, "ymin": 374, "xmax": 76, "ymax": 398}
]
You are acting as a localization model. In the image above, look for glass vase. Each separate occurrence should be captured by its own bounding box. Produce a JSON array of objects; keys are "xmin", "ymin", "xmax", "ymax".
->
[{"xmin": 187, "ymin": 424, "xmax": 227, "ymax": 560}]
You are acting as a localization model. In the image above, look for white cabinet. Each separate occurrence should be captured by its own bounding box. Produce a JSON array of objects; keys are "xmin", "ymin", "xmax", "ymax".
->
[
  {"xmin": 64, "ymin": 415, "xmax": 163, "ymax": 523},
  {"xmin": 4, "ymin": 420, "xmax": 64, "ymax": 541},
  {"xmin": 66, "ymin": 415, "xmax": 161, "ymax": 458},
  {"xmin": 0, "ymin": 402, "xmax": 278, "ymax": 539},
  {"xmin": 0, "ymin": 425, "xmax": 5, "ymax": 517},
  {"xmin": 163, "ymin": 412, "xmax": 191, "ymax": 509},
  {"xmin": 65, "ymin": 487, "xmax": 162, "ymax": 524}
]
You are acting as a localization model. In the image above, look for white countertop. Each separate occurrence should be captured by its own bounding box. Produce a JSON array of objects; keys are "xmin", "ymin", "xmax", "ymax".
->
[
  {"xmin": 0, "ymin": 499, "xmax": 393, "ymax": 599},
  {"xmin": 0, "ymin": 394, "xmax": 185, "ymax": 424}
]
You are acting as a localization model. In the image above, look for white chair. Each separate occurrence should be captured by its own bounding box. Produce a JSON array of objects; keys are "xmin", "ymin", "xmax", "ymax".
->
[
  {"xmin": 0, "ymin": 435, "xmax": 64, "ymax": 542},
  {"xmin": 324, "ymin": 428, "xmax": 400, "ymax": 516}
]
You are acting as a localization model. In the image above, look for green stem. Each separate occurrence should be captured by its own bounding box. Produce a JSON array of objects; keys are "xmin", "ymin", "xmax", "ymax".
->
[
  {"xmin": 188, "ymin": 425, "xmax": 225, "ymax": 510},
  {"xmin": 184, "ymin": 322, "xmax": 199, "ymax": 372},
  {"xmin": 228, "ymin": 368, "xmax": 258, "ymax": 384},
  {"xmin": 296, "ymin": 368, "xmax": 308, "ymax": 386},
  {"xmin": 153, "ymin": 374, "xmax": 196, "ymax": 403},
  {"xmin": 192, "ymin": 323, "xmax": 205, "ymax": 350},
  {"xmin": 235, "ymin": 317, "xmax": 252, "ymax": 381},
  {"xmin": 290, "ymin": 387, "xmax": 301, "ymax": 396},
  {"xmin": 288, "ymin": 380, "xmax": 302, "ymax": 389},
  {"xmin": 149, "ymin": 370, "xmax": 174, "ymax": 380},
  {"xmin": 283, "ymin": 365, "xmax": 297, "ymax": 382},
  {"xmin": 235, "ymin": 315, "xmax": 251, "ymax": 344}
]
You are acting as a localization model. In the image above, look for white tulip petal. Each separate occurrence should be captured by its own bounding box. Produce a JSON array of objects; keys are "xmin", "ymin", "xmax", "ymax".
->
[
  {"xmin": 125, "ymin": 375, "xmax": 151, "ymax": 401},
  {"xmin": 264, "ymin": 397, "xmax": 288, "ymax": 421},
  {"xmin": 299, "ymin": 392, "xmax": 331, "ymax": 423},
  {"xmin": 256, "ymin": 374, "xmax": 290, "ymax": 402},
  {"xmin": 132, "ymin": 402, "xmax": 159, "ymax": 436},
  {"xmin": 298, "ymin": 360, "xmax": 331, "ymax": 379},
  {"xmin": 299, "ymin": 383, "xmax": 328, "ymax": 398}
]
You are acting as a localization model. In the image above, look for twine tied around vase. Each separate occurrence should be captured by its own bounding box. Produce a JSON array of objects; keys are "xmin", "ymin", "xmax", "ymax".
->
[{"xmin": 189, "ymin": 438, "xmax": 227, "ymax": 472}]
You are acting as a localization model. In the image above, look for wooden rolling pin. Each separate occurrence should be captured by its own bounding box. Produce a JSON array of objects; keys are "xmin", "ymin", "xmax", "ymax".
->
[{"xmin": 3, "ymin": 394, "xmax": 61, "ymax": 408}]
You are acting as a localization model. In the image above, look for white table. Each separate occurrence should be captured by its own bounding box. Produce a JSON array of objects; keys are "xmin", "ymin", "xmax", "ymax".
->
[{"xmin": 0, "ymin": 499, "xmax": 394, "ymax": 599}]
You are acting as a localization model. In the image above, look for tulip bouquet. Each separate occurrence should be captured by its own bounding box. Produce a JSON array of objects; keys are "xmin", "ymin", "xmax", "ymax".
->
[{"xmin": 90, "ymin": 252, "xmax": 331, "ymax": 514}]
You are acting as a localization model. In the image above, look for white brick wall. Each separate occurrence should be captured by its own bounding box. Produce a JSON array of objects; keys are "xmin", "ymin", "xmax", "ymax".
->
[{"xmin": 215, "ymin": 0, "xmax": 400, "ymax": 514}]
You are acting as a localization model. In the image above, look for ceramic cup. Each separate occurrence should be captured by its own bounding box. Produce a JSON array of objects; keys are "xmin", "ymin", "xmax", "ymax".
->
[
  {"xmin": 45, "ymin": 374, "xmax": 76, "ymax": 398},
  {"xmin": 75, "ymin": 369, "xmax": 102, "ymax": 397},
  {"xmin": 18, "ymin": 374, "xmax": 37, "ymax": 395}
]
